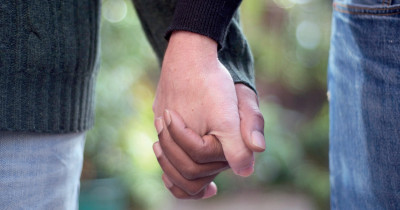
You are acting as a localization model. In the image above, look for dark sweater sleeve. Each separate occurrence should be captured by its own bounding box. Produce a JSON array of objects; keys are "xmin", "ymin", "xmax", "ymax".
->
[
  {"xmin": 132, "ymin": 0, "xmax": 255, "ymax": 93},
  {"xmin": 165, "ymin": 0, "xmax": 242, "ymax": 48}
]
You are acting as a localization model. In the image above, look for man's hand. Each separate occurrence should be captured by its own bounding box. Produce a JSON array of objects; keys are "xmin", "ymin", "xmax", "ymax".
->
[{"xmin": 153, "ymin": 31, "xmax": 257, "ymax": 176}]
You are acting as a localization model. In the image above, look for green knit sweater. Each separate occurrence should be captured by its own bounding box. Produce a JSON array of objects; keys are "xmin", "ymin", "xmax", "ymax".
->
[{"xmin": 0, "ymin": 0, "xmax": 255, "ymax": 133}]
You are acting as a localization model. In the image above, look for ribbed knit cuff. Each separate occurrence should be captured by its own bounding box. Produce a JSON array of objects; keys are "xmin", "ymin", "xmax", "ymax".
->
[
  {"xmin": 165, "ymin": 0, "xmax": 242, "ymax": 49},
  {"xmin": 0, "ymin": 73, "xmax": 97, "ymax": 133}
]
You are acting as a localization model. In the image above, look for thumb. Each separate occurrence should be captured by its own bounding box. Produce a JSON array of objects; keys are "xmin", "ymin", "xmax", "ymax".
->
[
  {"xmin": 210, "ymin": 111, "xmax": 255, "ymax": 177},
  {"xmin": 236, "ymin": 84, "xmax": 266, "ymax": 152}
]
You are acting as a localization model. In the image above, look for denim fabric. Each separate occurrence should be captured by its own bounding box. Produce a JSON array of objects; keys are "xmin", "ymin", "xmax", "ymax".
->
[
  {"xmin": 0, "ymin": 132, "xmax": 86, "ymax": 210},
  {"xmin": 328, "ymin": 0, "xmax": 400, "ymax": 209}
]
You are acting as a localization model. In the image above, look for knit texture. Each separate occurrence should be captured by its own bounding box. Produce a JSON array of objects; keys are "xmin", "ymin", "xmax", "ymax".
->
[
  {"xmin": 165, "ymin": 0, "xmax": 242, "ymax": 48},
  {"xmin": 0, "ymin": 0, "xmax": 101, "ymax": 133}
]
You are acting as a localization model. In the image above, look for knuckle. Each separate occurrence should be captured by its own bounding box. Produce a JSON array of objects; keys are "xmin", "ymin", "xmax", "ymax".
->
[
  {"xmin": 194, "ymin": 145, "xmax": 214, "ymax": 163},
  {"xmin": 181, "ymin": 165, "xmax": 199, "ymax": 180},
  {"xmin": 186, "ymin": 184, "xmax": 204, "ymax": 196},
  {"xmin": 185, "ymin": 142, "xmax": 208, "ymax": 164},
  {"xmin": 253, "ymin": 110, "xmax": 265, "ymax": 125},
  {"xmin": 194, "ymin": 135, "xmax": 224, "ymax": 163},
  {"xmin": 173, "ymin": 191, "xmax": 188, "ymax": 199},
  {"xmin": 190, "ymin": 151, "xmax": 204, "ymax": 164},
  {"xmin": 192, "ymin": 143, "xmax": 216, "ymax": 163},
  {"xmin": 229, "ymin": 149, "xmax": 253, "ymax": 168}
]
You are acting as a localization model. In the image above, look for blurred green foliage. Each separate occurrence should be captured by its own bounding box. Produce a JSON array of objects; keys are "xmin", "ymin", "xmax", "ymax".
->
[{"xmin": 82, "ymin": 0, "xmax": 331, "ymax": 209}]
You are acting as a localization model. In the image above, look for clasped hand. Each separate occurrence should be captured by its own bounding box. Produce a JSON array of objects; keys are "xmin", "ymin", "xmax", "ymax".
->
[{"xmin": 152, "ymin": 31, "xmax": 266, "ymax": 199}]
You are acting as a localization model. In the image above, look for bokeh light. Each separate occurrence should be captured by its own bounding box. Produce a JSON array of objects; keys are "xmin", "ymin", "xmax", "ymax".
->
[
  {"xmin": 296, "ymin": 21, "xmax": 321, "ymax": 49},
  {"xmin": 103, "ymin": 0, "xmax": 128, "ymax": 23}
]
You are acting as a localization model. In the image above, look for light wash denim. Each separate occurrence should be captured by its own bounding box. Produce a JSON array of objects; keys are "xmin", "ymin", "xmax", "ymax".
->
[
  {"xmin": 328, "ymin": 0, "xmax": 400, "ymax": 209},
  {"xmin": 0, "ymin": 132, "xmax": 85, "ymax": 210}
]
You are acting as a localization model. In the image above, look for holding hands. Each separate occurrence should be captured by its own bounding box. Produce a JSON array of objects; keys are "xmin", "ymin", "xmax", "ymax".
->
[{"xmin": 152, "ymin": 31, "xmax": 266, "ymax": 199}]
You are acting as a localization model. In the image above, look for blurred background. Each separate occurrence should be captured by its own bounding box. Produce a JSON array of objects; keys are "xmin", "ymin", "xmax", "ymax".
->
[{"xmin": 79, "ymin": 0, "xmax": 332, "ymax": 209}]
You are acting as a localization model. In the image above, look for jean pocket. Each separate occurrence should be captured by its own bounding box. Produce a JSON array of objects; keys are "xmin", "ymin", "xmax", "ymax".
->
[{"xmin": 329, "ymin": 0, "xmax": 400, "ymax": 86}]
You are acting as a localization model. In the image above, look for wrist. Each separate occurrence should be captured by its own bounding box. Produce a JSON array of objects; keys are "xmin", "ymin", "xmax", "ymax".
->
[{"xmin": 168, "ymin": 31, "xmax": 218, "ymax": 57}]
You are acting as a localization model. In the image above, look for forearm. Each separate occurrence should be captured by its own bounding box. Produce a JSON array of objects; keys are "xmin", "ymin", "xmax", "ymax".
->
[{"xmin": 132, "ymin": 0, "xmax": 255, "ymax": 92}]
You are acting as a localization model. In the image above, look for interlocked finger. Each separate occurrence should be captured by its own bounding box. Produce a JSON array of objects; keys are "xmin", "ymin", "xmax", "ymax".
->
[
  {"xmin": 164, "ymin": 110, "xmax": 227, "ymax": 163},
  {"xmin": 153, "ymin": 141, "xmax": 218, "ymax": 196}
]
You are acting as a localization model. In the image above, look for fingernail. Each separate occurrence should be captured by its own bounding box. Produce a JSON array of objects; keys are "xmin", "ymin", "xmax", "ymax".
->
[
  {"xmin": 164, "ymin": 109, "xmax": 171, "ymax": 126},
  {"xmin": 155, "ymin": 118, "xmax": 163, "ymax": 135},
  {"xmin": 237, "ymin": 164, "xmax": 254, "ymax": 177},
  {"xmin": 162, "ymin": 175, "xmax": 173, "ymax": 189},
  {"xmin": 202, "ymin": 182, "xmax": 217, "ymax": 199},
  {"xmin": 252, "ymin": 131, "xmax": 266, "ymax": 150},
  {"xmin": 153, "ymin": 142, "xmax": 162, "ymax": 158}
]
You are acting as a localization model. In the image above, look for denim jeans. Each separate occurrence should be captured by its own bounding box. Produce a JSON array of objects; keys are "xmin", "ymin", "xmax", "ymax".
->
[
  {"xmin": 0, "ymin": 132, "xmax": 85, "ymax": 210},
  {"xmin": 328, "ymin": 0, "xmax": 400, "ymax": 209}
]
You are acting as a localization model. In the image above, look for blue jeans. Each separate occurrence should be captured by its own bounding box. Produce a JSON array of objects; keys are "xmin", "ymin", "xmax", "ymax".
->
[
  {"xmin": 328, "ymin": 0, "xmax": 400, "ymax": 209},
  {"xmin": 0, "ymin": 132, "xmax": 85, "ymax": 210}
]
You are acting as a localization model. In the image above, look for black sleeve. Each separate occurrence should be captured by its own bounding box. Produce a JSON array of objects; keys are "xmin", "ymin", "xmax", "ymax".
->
[
  {"xmin": 165, "ymin": 0, "xmax": 242, "ymax": 49},
  {"xmin": 132, "ymin": 0, "xmax": 256, "ymax": 93}
]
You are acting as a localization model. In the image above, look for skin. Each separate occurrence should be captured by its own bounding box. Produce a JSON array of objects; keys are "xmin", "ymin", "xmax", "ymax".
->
[
  {"xmin": 154, "ymin": 110, "xmax": 227, "ymax": 199},
  {"xmin": 153, "ymin": 31, "xmax": 266, "ymax": 199}
]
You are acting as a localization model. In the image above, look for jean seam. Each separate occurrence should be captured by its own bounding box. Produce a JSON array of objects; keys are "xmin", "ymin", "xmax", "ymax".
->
[
  {"xmin": 334, "ymin": 8, "xmax": 400, "ymax": 15},
  {"xmin": 334, "ymin": 2, "xmax": 400, "ymax": 15},
  {"xmin": 335, "ymin": 2, "xmax": 400, "ymax": 10}
]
